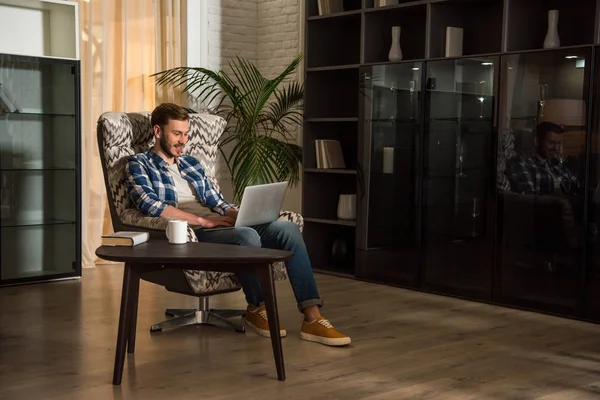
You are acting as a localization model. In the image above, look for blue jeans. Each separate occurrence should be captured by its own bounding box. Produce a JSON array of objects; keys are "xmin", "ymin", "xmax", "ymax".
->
[{"xmin": 194, "ymin": 221, "xmax": 323, "ymax": 312}]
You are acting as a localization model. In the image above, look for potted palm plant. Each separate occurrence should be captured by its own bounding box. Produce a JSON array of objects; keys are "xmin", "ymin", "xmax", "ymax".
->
[{"xmin": 152, "ymin": 55, "xmax": 304, "ymax": 203}]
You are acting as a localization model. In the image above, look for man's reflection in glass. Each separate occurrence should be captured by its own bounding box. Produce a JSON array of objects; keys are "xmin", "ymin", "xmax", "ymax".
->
[{"xmin": 507, "ymin": 122, "xmax": 578, "ymax": 196}]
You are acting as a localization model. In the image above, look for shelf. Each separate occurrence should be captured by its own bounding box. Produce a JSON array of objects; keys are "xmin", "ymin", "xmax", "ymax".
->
[
  {"xmin": 313, "ymin": 266, "xmax": 355, "ymax": 278},
  {"xmin": 306, "ymin": 0, "xmax": 362, "ymax": 18},
  {"xmin": 0, "ymin": 0, "xmax": 78, "ymax": 60},
  {"xmin": 0, "ymin": 169, "xmax": 77, "ymax": 231},
  {"xmin": 303, "ymin": 221, "xmax": 356, "ymax": 275},
  {"xmin": 304, "ymin": 168, "xmax": 357, "ymax": 174},
  {"xmin": 364, "ymin": 0, "xmax": 428, "ymax": 13},
  {"xmin": 304, "ymin": 68, "xmax": 359, "ymax": 118},
  {"xmin": 304, "ymin": 117, "xmax": 358, "ymax": 122},
  {"xmin": 428, "ymin": 0, "xmax": 503, "ymax": 58},
  {"xmin": 306, "ymin": 64, "xmax": 360, "ymax": 72},
  {"xmin": 302, "ymin": 167, "xmax": 357, "ymax": 219},
  {"xmin": 0, "ymin": 111, "xmax": 75, "ymax": 118},
  {"xmin": 429, "ymin": 117, "xmax": 493, "ymax": 122},
  {"xmin": 505, "ymin": 0, "xmax": 597, "ymax": 52},
  {"xmin": 306, "ymin": 11, "xmax": 361, "ymax": 68},
  {"xmin": 363, "ymin": 4, "xmax": 427, "ymax": 63},
  {"xmin": 303, "ymin": 120, "xmax": 358, "ymax": 169},
  {"xmin": 1, "ymin": 223, "xmax": 77, "ymax": 282},
  {"xmin": 305, "ymin": 217, "xmax": 356, "ymax": 226},
  {"xmin": 369, "ymin": 118, "xmax": 418, "ymax": 123},
  {"xmin": 1, "ymin": 167, "xmax": 76, "ymax": 171},
  {"xmin": 307, "ymin": 9, "xmax": 362, "ymax": 20},
  {"xmin": 1, "ymin": 218, "xmax": 75, "ymax": 228}
]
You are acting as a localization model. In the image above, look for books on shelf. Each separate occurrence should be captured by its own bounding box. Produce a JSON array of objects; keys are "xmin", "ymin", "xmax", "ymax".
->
[
  {"xmin": 317, "ymin": 0, "xmax": 344, "ymax": 15},
  {"xmin": 0, "ymin": 83, "xmax": 21, "ymax": 113},
  {"xmin": 101, "ymin": 231, "xmax": 149, "ymax": 247},
  {"xmin": 315, "ymin": 139, "xmax": 345, "ymax": 169}
]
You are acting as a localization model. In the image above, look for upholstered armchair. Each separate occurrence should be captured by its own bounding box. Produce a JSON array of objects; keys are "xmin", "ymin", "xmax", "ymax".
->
[{"xmin": 96, "ymin": 111, "xmax": 304, "ymax": 333}]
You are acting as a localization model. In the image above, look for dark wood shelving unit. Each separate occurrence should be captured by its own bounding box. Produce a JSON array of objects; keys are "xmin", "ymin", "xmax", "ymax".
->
[{"xmin": 302, "ymin": 0, "xmax": 600, "ymax": 325}]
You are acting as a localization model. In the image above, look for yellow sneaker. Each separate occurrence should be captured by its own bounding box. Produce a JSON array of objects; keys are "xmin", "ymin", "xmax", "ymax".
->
[
  {"xmin": 300, "ymin": 317, "xmax": 351, "ymax": 346},
  {"xmin": 245, "ymin": 306, "xmax": 287, "ymax": 338}
]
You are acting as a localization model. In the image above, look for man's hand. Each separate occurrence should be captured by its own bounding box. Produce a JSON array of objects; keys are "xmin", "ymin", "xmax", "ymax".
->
[
  {"xmin": 225, "ymin": 208, "xmax": 239, "ymax": 221},
  {"xmin": 198, "ymin": 215, "xmax": 235, "ymax": 229}
]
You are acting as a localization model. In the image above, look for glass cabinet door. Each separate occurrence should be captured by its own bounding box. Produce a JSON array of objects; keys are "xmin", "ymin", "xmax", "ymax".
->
[
  {"xmin": 585, "ymin": 47, "xmax": 600, "ymax": 320},
  {"xmin": 356, "ymin": 62, "xmax": 421, "ymax": 286},
  {"xmin": 495, "ymin": 48, "xmax": 591, "ymax": 316},
  {"xmin": 421, "ymin": 57, "xmax": 497, "ymax": 299},
  {"xmin": 0, "ymin": 54, "xmax": 79, "ymax": 283}
]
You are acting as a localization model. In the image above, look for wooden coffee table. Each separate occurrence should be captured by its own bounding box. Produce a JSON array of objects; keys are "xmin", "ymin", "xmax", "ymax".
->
[{"xmin": 95, "ymin": 239, "xmax": 292, "ymax": 385}]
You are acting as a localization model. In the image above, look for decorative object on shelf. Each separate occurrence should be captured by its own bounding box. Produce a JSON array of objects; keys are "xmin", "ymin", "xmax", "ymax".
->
[
  {"xmin": 0, "ymin": 83, "xmax": 22, "ymax": 113},
  {"xmin": 538, "ymin": 83, "xmax": 549, "ymax": 117},
  {"xmin": 388, "ymin": 26, "xmax": 403, "ymax": 62},
  {"xmin": 458, "ymin": 142, "xmax": 467, "ymax": 177},
  {"xmin": 317, "ymin": 0, "xmax": 343, "ymax": 16},
  {"xmin": 444, "ymin": 27, "xmax": 463, "ymax": 57},
  {"xmin": 337, "ymin": 194, "xmax": 356, "ymax": 220},
  {"xmin": 427, "ymin": 77, "xmax": 436, "ymax": 90},
  {"xmin": 331, "ymin": 237, "xmax": 349, "ymax": 267},
  {"xmin": 153, "ymin": 55, "xmax": 304, "ymax": 203},
  {"xmin": 477, "ymin": 80, "xmax": 487, "ymax": 119},
  {"xmin": 315, "ymin": 139, "xmax": 345, "ymax": 169},
  {"xmin": 543, "ymin": 10, "xmax": 560, "ymax": 49},
  {"xmin": 471, "ymin": 197, "xmax": 480, "ymax": 237},
  {"xmin": 383, "ymin": 147, "xmax": 394, "ymax": 174},
  {"xmin": 374, "ymin": 0, "xmax": 398, "ymax": 7}
]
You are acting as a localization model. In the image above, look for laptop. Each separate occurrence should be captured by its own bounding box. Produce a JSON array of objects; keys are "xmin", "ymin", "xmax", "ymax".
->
[{"xmin": 203, "ymin": 181, "xmax": 288, "ymax": 231}]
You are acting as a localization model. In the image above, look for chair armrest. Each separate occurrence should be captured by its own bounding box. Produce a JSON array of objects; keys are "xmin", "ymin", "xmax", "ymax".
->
[
  {"xmin": 278, "ymin": 210, "xmax": 304, "ymax": 233},
  {"xmin": 120, "ymin": 208, "xmax": 198, "ymax": 242},
  {"xmin": 229, "ymin": 205, "xmax": 303, "ymax": 233}
]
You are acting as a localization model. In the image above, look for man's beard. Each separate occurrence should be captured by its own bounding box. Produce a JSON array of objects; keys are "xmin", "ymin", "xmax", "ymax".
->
[{"xmin": 159, "ymin": 134, "xmax": 180, "ymax": 158}]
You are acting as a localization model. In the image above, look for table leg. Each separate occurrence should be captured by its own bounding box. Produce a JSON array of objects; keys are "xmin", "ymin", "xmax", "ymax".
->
[
  {"xmin": 113, "ymin": 262, "xmax": 134, "ymax": 385},
  {"xmin": 127, "ymin": 266, "xmax": 140, "ymax": 354},
  {"xmin": 256, "ymin": 263, "xmax": 285, "ymax": 381}
]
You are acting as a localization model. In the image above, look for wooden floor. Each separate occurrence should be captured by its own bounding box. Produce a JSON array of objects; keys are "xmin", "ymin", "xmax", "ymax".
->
[{"xmin": 2, "ymin": 266, "xmax": 600, "ymax": 400}]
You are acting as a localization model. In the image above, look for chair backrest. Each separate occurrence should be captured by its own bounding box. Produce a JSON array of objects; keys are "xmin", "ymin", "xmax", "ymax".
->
[{"xmin": 96, "ymin": 112, "xmax": 227, "ymax": 230}]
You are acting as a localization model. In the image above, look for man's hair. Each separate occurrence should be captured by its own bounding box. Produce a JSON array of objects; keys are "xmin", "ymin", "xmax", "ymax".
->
[
  {"xmin": 151, "ymin": 103, "xmax": 189, "ymax": 130},
  {"xmin": 536, "ymin": 121, "xmax": 563, "ymax": 142}
]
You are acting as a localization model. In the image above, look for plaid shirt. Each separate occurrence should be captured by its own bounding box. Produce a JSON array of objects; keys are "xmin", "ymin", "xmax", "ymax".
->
[
  {"xmin": 125, "ymin": 149, "xmax": 233, "ymax": 217},
  {"xmin": 507, "ymin": 156, "xmax": 578, "ymax": 195}
]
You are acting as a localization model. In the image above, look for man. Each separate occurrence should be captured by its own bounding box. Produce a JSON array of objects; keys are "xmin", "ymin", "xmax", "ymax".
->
[
  {"xmin": 125, "ymin": 103, "xmax": 351, "ymax": 347},
  {"xmin": 507, "ymin": 121, "xmax": 578, "ymax": 196}
]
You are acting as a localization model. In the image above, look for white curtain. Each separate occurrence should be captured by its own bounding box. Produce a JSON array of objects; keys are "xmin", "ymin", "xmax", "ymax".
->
[{"xmin": 71, "ymin": 0, "xmax": 184, "ymax": 267}]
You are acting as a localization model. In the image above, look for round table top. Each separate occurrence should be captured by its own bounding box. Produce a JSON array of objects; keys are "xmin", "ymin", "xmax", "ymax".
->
[{"xmin": 95, "ymin": 239, "xmax": 292, "ymax": 264}]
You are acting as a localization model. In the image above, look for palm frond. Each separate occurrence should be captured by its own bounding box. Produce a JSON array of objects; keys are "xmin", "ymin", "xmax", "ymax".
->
[{"xmin": 153, "ymin": 54, "xmax": 305, "ymax": 201}]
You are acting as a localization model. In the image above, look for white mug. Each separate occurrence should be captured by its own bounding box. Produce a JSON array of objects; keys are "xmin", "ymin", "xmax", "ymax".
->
[{"xmin": 166, "ymin": 220, "xmax": 187, "ymax": 244}]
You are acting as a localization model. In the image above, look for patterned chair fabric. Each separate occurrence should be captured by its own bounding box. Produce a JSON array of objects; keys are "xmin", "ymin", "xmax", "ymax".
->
[{"xmin": 97, "ymin": 111, "xmax": 304, "ymax": 294}]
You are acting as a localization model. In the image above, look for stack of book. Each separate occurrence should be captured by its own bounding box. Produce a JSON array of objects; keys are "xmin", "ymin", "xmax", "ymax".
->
[
  {"xmin": 315, "ymin": 139, "xmax": 345, "ymax": 169},
  {"xmin": 101, "ymin": 231, "xmax": 150, "ymax": 247},
  {"xmin": 317, "ymin": 0, "xmax": 344, "ymax": 15}
]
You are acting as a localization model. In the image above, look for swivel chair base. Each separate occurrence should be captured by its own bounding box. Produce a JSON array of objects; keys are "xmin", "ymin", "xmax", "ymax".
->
[{"xmin": 150, "ymin": 297, "xmax": 246, "ymax": 333}]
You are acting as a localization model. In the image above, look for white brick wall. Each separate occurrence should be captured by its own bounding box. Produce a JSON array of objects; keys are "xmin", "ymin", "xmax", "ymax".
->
[
  {"xmin": 257, "ymin": 0, "xmax": 300, "ymax": 79},
  {"xmin": 204, "ymin": 0, "xmax": 303, "ymax": 212},
  {"xmin": 207, "ymin": 0, "xmax": 258, "ymax": 71}
]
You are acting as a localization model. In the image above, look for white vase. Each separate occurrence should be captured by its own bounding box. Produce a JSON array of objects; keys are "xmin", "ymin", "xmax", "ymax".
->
[
  {"xmin": 543, "ymin": 10, "xmax": 560, "ymax": 49},
  {"xmin": 388, "ymin": 26, "xmax": 403, "ymax": 62}
]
